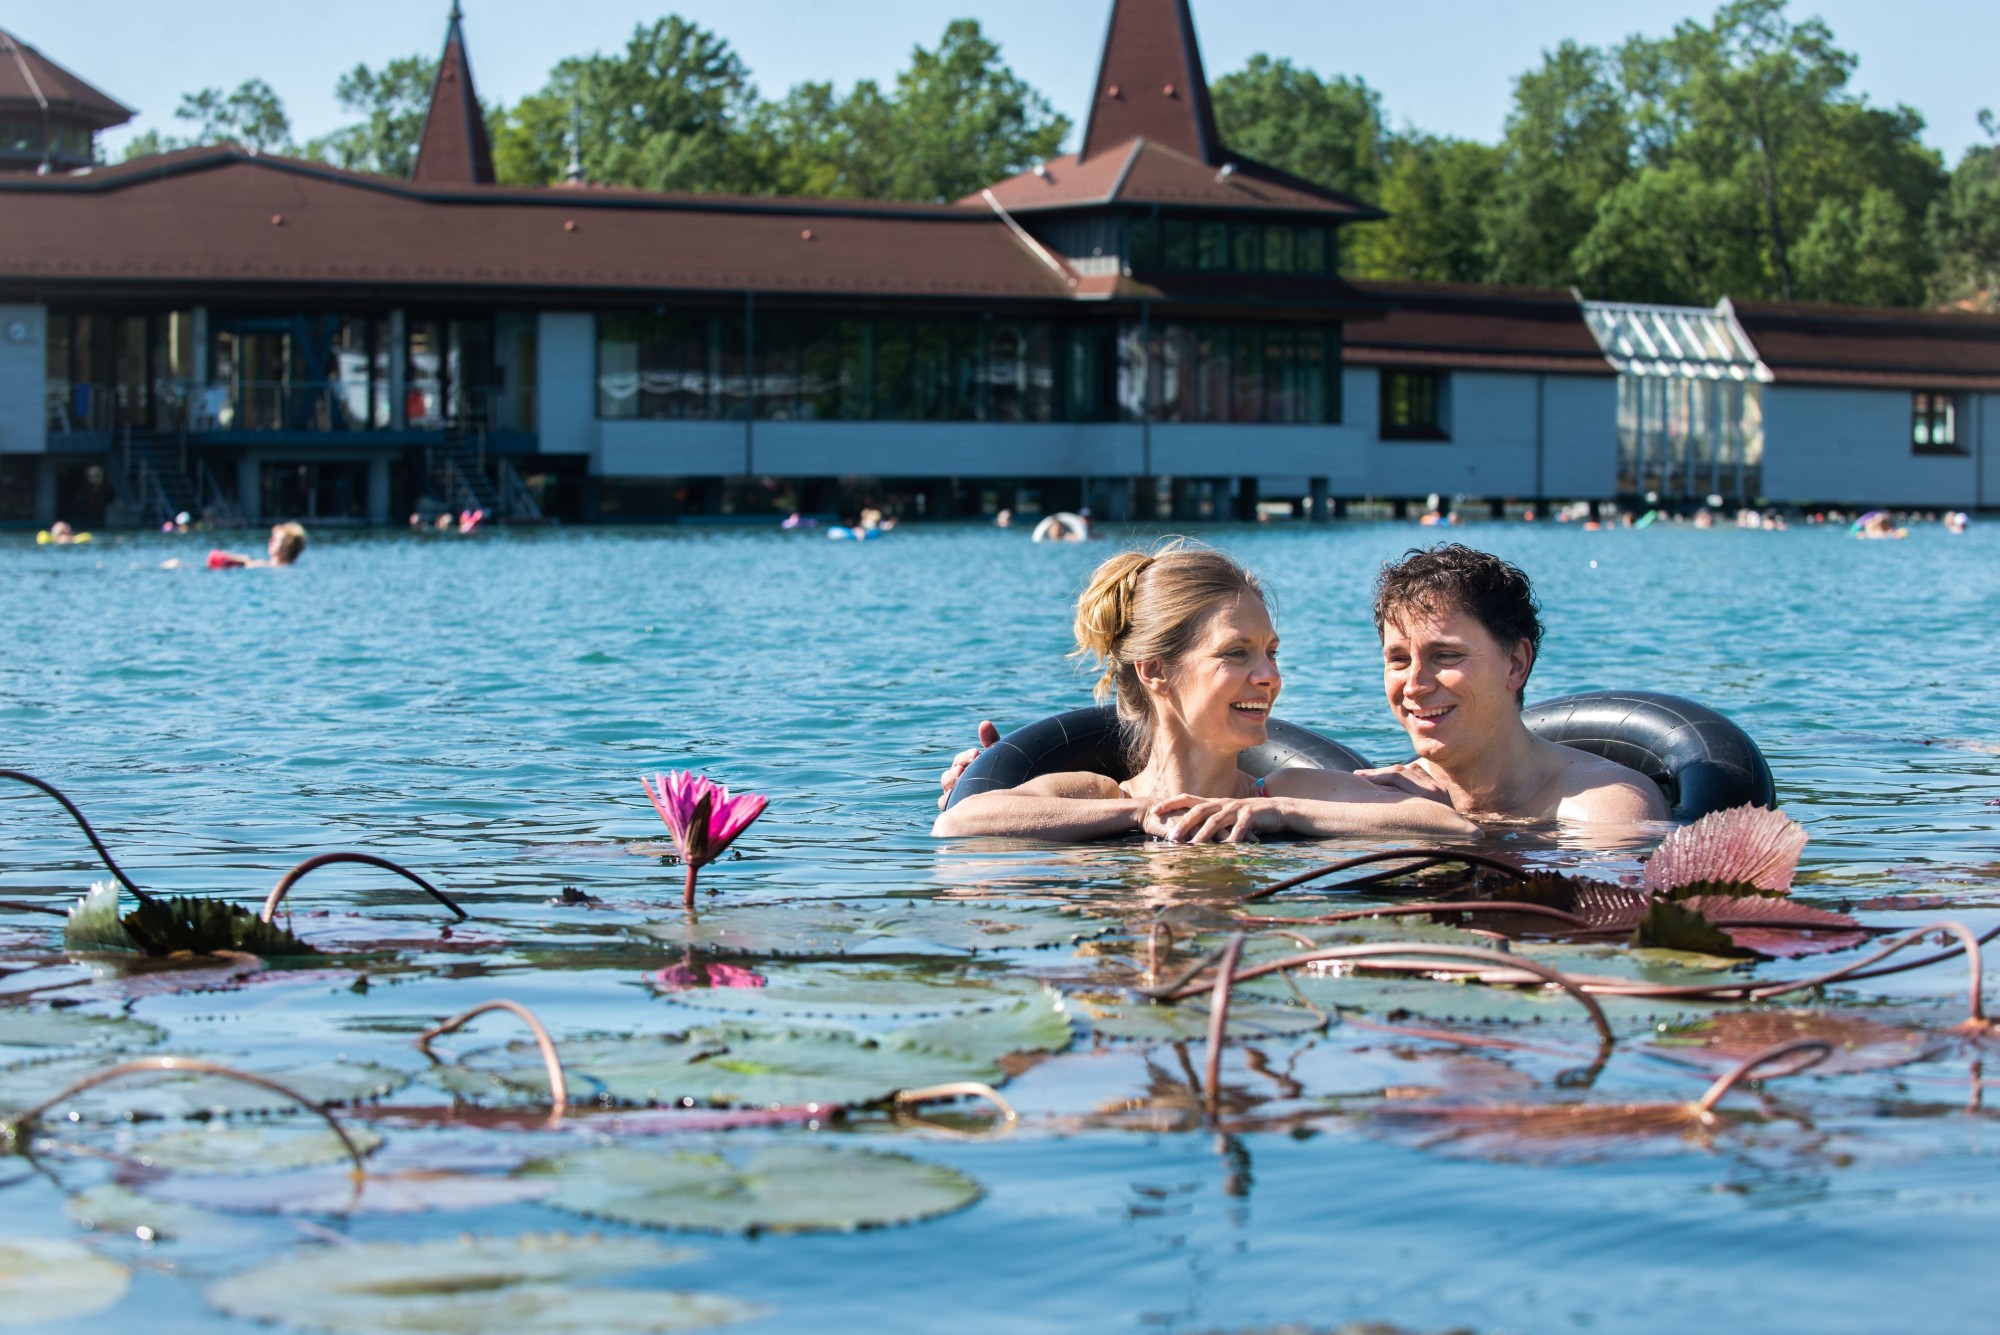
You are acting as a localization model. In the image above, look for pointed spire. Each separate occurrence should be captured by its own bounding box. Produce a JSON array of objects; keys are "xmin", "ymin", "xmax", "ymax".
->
[
  {"xmin": 410, "ymin": 1, "xmax": 495, "ymax": 185},
  {"xmin": 1078, "ymin": 0, "xmax": 1222, "ymax": 164}
]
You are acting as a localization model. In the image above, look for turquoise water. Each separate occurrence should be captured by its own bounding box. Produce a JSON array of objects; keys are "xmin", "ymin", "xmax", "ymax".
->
[{"xmin": 2, "ymin": 520, "xmax": 1998, "ymax": 1333}]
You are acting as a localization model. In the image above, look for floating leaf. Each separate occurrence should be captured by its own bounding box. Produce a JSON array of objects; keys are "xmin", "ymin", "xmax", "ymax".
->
[
  {"xmin": 205, "ymin": 1233, "xmax": 762, "ymax": 1333},
  {"xmin": 890, "ymin": 988, "xmax": 1074, "ymax": 1060},
  {"xmin": 1651, "ymin": 1010, "xmax": 1938, "ymax": 1074},
  {"xmin": 532, "ymin": 1144, "xmax": 981, "ymax": 1234},
  {"xmin": 0, "ymin": 1007, "xmax": 161, "ymax": 1051},
  {"xmin": 654, "ymin": 963, "xmax": 1040, "ymax": 1021},
  {"xmin": 1071, "ymin": 991, "xmax": 1328, "ymax": 1043},
  {"xmin": 444, "ymin": 1027, "xmax": 996, "ymax": 1109},
  {"xmin": 1371, "ymin": 1098, "xmax": 1735, "ymax": 1162},
  {"xmin": 66, "ymin": 1184, "xmax": 241, "ymax": 1243},
  {"xmin": 1630, "ymin": 899, "xmax": 1752, "ymax": 958},
  {"xmin": 152, "ymin": 1166, "xmax": 557, "ymax": 1217},
  {"xmin": 635, "ymin": 901, "xmax": 1111, "ymax": 957},
  {"xmin": 120, "ymin": 896, "xmax": 320, "ymax": 958},
  {"xmin": 1671, "ymin": 896, "xmax": 1869, "ymax": 958},
  {"xmin": 0, "ymin": 1238, "xmax": 130, "ymax": 1326},
  {"xmin": 0, "ymin": 1055, "xmax": 409, "ymax": 1121},
  {"xmin": 1643, "ymin": 805, "xmax": 1807, "ymax": 893},
  {"xmin": 129, "ymin": 1125, "xmax": 384, "ymax": 1175}
]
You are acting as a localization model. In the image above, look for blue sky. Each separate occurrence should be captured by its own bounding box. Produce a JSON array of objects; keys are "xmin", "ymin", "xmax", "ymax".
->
[{"xmin": 17, "ymin": 0, "xmax": 2000, "ymax": 166}]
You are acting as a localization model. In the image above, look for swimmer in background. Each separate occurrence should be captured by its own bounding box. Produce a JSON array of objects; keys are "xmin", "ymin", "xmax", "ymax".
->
[
  {"xmin": 165, "ymin": 522, "xmax": 307, "ymax": 569},
  {"xmin": 994, "ymin": 508, "xmax": 1013, "ymax": 529},
  {"xmin": 36, "ymin": 520, "xmax": 90, "ymax": 545},
  {"xmin": 1945, "ymin": 510, "xmax": 1970, "ymax": 534}
]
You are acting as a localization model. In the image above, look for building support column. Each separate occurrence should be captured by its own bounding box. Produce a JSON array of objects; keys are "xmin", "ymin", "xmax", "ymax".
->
[
  {"xmin": 1308, "ymin": 477, "xmax": 1328, "ymax": 522},
  {"xmin": 367, "ymin": 456, "xmax": 391, "ymax": 525},
  {"xmin": 189, "ymin": 307, "xmax": 209, "ymax": 393},
  {"xmin": 35, "ymin": 458, "xmax": 57, "ymax": 526},
  {"xmin": 387, "ymin": 311, "xmax": 408, "ymax": 430},
  {"xmin": 237, "ymin": 454, "xmax": 261, "ymax": 525}
]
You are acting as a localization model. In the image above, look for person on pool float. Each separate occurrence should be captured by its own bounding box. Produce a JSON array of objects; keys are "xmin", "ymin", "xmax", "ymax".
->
[
  {"xmin": 166, "ymin": 522, "xmax": 308, "ymax": 570},
  {"xmin": 936, "ymin": 543, "xmax": 1665, "ymax": 834},
  {"xmin": 929, "ymin": 542, "xmax": 1479, "ymax": 842}
]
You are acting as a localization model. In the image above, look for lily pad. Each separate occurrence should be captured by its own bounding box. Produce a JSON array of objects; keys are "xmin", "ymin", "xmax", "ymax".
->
[
  {"xmin": 653, "ymin": 962, "xmax": 1041, "ymax": 1020},
  {"xmin": 0, "ymin": 1007, "xmax": 162, "ymax": 1051},
  {"xmin": 205, "ymin": 1233, "xmax": 763, "ymax": 1333},
  {"xmin": 1071, "ymin": 991, "xmax": 1328, "ymax": 1043},
  {"xmin": 1650, "ymin": 1010, "xmax": 1939, "ymax": 1074},
  {"xmin": 635, "ymin": 901, "xmax": 1111, "ymax": 957},
  {"xmin": 444, "ymin": 1027, "xmax": 998, "ymax": 1109},
  {"xmin": 129, "ymin": 1125, "xmax": 384, "ymax": 1175},
  {"xmin": 533, "ymin": 1144, "xmax": 981, "ymax": 1234},
  {"xmin": 0, "ymin": 1237, "xmax": 130, "ymax": 1326},
  {"xmin": 0, "ymin": 1055, "xmax": 410, "ymax": 1121},
  {"xmin": 151, "ymin": 1166, "xmax": 558, "ymax": 1217},
  {"xmin": 889, "ymin": 988, "xmax": 1074, "ymax": 1060},
  {"xmin": 66, "ymin": 1184, "xmax": 238, "ymax": 1243}
]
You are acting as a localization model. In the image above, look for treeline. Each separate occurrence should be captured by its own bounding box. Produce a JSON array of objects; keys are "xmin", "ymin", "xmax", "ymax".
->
[{"xmin": 122, "ymin": 1, "xmax": 2000, "ymax": 310}]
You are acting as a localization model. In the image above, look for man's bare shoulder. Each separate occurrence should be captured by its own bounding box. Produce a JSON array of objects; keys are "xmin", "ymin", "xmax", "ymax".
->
[{"xmin": 1550, "ymin": 748, "xmax": 1670, "ymax": 822}]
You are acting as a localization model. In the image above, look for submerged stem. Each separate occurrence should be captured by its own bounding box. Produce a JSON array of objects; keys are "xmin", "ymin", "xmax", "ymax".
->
[
  {"xmin": 895, "ymin": 1082, "xmax": 1018, "ymax": 1122},
  {"xmin": 260, "ymin": 851, "xmax": 467, "ymax": 924},
  {"xmin": 416, "ymin": 999, "xmax": 568, "ymax": 1128},
  {"xmin": 0, "ymin": 770, "xmax": 154, "ymax": 906},
  {"xmin": 1204, "ymin": 933, "xmax": 1246, "ymax": 1119},
  {"xmin": 1241, "ymin": 847, "xmax": 1524, "ymax": 903},
  {"xmin": 1694, "ymin": 1038, "xmax": 1833, "ymax": 1115}
]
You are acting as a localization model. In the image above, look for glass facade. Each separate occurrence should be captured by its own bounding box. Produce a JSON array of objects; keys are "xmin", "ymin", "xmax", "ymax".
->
[
  {"xmin": 1616, "ymin": 375, "xmax": 1763, "ymax": 500},
  {"xmin": 45, "ymin": 311, "xmax": 196, "ymax": 433},
  {"xmin": 598, "ymin": 314, "xmax": 1338, "ymax": 425},
  {"xmin": 1379, "ymin": 370, "xmax": 1446, "ymax": 439},
  {"xmin": 1130, "ymin": 216, "xmax": 1337, "ymax": 276}
]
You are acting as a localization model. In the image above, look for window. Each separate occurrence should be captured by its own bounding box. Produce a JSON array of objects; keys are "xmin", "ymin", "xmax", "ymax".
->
[
  {"xmin": 1162, "ymin": 218, "xmax": 1196, "ymax": 270},
  {"xmin": 1196, "ymin": 222, "xmax": 1229, "ymax": 271},
  {"xmin": 1912, "ymin": 391, "xmax": 1963, "ymax": 454},
  {"xmin": 1118, "ymin": 322, "xmax": 1342, "ymax": 425},
  {"xmin": 1380, "ymin": 369, "xmax": 1449, "ymax": 440}
]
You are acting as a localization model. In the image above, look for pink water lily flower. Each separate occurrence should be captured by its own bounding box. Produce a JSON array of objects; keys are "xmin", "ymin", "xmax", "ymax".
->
[
  {"xmin": 651, "ymin": 954, "xmax": 768, "ymax": 991},
  {"xmin": 642, "ymin": 770, "xmax": 769, "ymax": 908}
]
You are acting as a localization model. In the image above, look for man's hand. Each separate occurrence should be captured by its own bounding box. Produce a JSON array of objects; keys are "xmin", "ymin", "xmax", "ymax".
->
[
  {"xmin": 936, "ymin": 720, "xmax": 1002, "ymax": 812},
  {"xmin": 1352, "ymin": 762, "xmax": 1452, "ymax": 803}
]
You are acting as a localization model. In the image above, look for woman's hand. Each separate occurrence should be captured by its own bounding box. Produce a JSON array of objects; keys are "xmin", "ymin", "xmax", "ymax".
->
[{"xmin": 1144, "ymin": 794, "xmax": 1281, "ymax": 844}]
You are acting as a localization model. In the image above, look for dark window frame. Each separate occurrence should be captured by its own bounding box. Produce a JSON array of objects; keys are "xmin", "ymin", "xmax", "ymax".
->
[
  {"xmin": 1379, "ymin": 368, "xmax": 1450, "ymax": 441},
  {"xmin": 1911, "ymin": 390, "xmax": 1964, "ymax": 455}
]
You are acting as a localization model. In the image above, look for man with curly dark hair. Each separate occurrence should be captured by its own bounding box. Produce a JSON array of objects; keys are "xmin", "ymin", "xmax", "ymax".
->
[{"xmin": 1360, "ymin": 544, "xmax": 1665, "ymax": 824}]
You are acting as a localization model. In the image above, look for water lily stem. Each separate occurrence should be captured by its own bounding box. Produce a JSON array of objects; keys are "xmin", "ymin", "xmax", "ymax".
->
[
  {"xmin": 0, "ymin": 770, "xmax": 156, "ymax": 906},
  {"xmin": 1204, "ymin": 933, "xmax": 1246, "ymax": 1119},
  {"xmin": 1693, "ymin": 1038, "xmax": 1833, "ymax": 1115},
  {"xmin": 415, "ymin": 999, "xmax": 568, "ymax": 1128},
  {"xmin": 684, "ymin": 864, "xmax": 700, "ymax": 911},
  {"xmin": 260, "ymin": 851, "xmax": 467, "ymax": 924}
]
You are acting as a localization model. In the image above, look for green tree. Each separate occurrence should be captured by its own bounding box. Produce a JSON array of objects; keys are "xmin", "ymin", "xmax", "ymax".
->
[
  {"xmin": 306, "ymin": 56, "xmax": 438, "ymax": 177},
  {"xmin": 1346, "ymin": 133, "xmax": 1501, "ymax": 282},
  {"xmin": 1211, "ymin": 57, "xmax": 1383, "ymax": 199},
  {"xmin": 121, "ymin": 78, "xmax": 292, "ymax": 159},
  {"xmin": 750, "ymin": 20, "xmax": 1068, "ymax": 202},
  {"xmin": 491, "ymin": 16, "xmax": 760, "ymax": 191},
  {"xmin": 1482, "ymin": 41, "xmax": 1632, "ymax": 289},
  {"xmin": 1929, "ymin": 115, "xmax": 2000, "ymax": 310}
]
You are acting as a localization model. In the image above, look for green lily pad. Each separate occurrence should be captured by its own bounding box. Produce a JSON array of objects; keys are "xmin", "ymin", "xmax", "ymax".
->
[
  {"xmin": 0, "ymin": 1007, "xmax": 162, "ymax": 1051},
  {"xmin": 635, "ymin": 901, "xmax": 1111, "ymax": 958},
  {"xmin": 0, "ymin": 1056, "xmax": 410, "ymax": 1121},
  {"xmin": 129, "ymin": 1125, "xmax": 383, "ymax": 1175},
  {"xmin": 888, "ymin": 988, "xmax": 1074, "ymax": 1060},
  {"xmin": 66, "ymin": 1184, "xmax": 236, "ymax": 1243},
  {"xmin": 1071, "ymin": 991, "xmax": 1329, "ymax": 1042},
  {"xmin": 444, "ymin": 1027, "xmax": 998, "ymax": 1109},
  {"xmin": 0, "ymin": 1238, "xmax": 130, "ymax": 1326},
  {"xmin": 654, "ymin": 962, "xmax": 1040, "ymax": 1020},
  {"xmin": 151, "ymin": 1166, "xmax": 558, "ymax": 1217},
  {"xmin": 206, "ymin": 1233, "xmax": 762, "ymax": 1333},
  {"xmin": 533, "ymin": 1144, "xmax": 981, "ymax": 1234}
]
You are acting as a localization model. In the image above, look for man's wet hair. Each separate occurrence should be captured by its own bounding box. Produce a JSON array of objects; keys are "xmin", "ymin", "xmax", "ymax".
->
[{"xmin": 1373, "ymin": 544, "xmax": 1542, "ymax": 695}]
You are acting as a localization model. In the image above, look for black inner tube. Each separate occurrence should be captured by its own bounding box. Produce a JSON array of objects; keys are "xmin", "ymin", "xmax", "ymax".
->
[{"xmin": 942, "ymin": 691, "xmax": 1773, "ymax": 823}]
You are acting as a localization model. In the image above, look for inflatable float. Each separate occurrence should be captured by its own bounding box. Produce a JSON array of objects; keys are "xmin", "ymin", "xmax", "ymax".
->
[
  {"xmin": 942, "ymin": 690, "xmax": 1772, "ymax": 823},
  {"xmin": 1030, "ymin": 512, "xmax": 1092, "ymax": 543}
]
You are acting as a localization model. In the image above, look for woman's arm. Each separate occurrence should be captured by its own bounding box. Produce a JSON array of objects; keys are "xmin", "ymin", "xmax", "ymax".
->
[
  {"xmin": 1151, "ymin": 769, "xmax": 1479, "ymax": 843},
  {"xmin": 931, "ymin": 771, "xmax": 1142, "ymax": 840}
]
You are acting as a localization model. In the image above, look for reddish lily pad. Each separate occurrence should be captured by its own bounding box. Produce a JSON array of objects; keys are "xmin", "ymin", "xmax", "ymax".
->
[{"xmin": 1650, "ymin": 1010, "xmax": 1939, "ymax": 1074}]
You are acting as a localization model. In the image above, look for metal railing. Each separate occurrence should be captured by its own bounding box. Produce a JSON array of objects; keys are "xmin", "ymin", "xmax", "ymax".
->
[{"xmin": 497, "ymin": 458, "xmax": 545, "ymax": 522}]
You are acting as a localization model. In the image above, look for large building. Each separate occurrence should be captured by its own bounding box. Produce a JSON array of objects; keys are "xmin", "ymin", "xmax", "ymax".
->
[{"xmin": 0, "ymin": 1, "xmax": 1989, "ymax": 527}]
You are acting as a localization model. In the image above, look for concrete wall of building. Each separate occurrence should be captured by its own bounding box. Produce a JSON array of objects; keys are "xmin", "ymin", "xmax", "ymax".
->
[
  {"xmin": 0, "ymin": 304, "xmax": 47, "ymax": 455},
  {"xmin": 1762, "ymin": 385, "xmax": 1979, "ymax": 506},
  {"xmin": 536, "ymin": 313, "xmax": 596, "ymax": 456},
  {"xmin": 1344, "ymin": 367, "xmax": 1616, "ymax": 500},
  {"xmin": 1540, "ymin": 374, "xmax": 1619, "ymax": 498},
  {"xmin": 1978, "ymin": 393, "xmax": 1999, "ymax": 510}
]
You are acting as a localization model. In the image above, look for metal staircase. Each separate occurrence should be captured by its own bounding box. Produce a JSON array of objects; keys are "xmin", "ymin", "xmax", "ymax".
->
[{"xmin": 117, "ymin": 428, "xmax": 201, "ymax": 527}]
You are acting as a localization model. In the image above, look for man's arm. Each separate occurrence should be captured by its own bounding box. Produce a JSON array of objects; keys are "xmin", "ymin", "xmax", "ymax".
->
[{"xmin": 936, "ymin": 720, "xmax": 1002, "ymax": 813}]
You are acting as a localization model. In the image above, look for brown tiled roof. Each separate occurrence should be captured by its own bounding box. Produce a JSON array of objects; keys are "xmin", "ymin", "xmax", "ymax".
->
[
  {"xmin": 410, "ymin": 7, "xmax": 496, "ymax": 186},
  {"xmin": 1346, "ymin": 280, "xmax": 1614, "ymax": 376},
  {"xmin": 978, "ymin": 137, "xmax": 1383, "ymax": 219},
  {"xmin": 0, "ymin": 26, "xmax": 132, "ymax": 128},
  {"xmin": 1730, "ymin": 298, "xmax": 2000, "ymax": 390},
  {"xmin": 1079, "ymin": 0, "xmax": 1220, "ymax": 164},
  {"xmin": 0, "ymin": 148, "xmax": 1077, "ymax": 300}
]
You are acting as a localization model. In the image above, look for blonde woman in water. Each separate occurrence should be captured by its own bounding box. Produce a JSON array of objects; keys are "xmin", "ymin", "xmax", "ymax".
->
[{"xmin": 932, "ymin": 543, "xmax": 1477, "ymax": 843}]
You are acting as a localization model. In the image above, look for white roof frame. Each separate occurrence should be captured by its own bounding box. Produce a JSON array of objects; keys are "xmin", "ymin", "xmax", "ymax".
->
[{"xmin": 1579, "ymin": 295, "xmax": 1773, "ymax": 382}]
